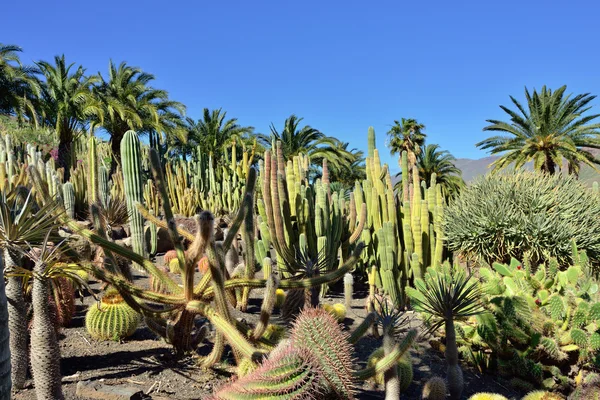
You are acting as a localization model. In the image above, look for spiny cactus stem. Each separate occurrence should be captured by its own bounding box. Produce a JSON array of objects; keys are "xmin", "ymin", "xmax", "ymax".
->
[
  {"xmin": 347, "ymin": 203, "xmax": 367, "ymax": 245},
  {"xmin": 136, "ymin": 202, "xmax": 195, "ymax": 242},
  {"xmin": 186, "ymin": 301, "xmax": 264, "ymax": 361},
  {"xmin": 148, "ymin": 149, "xmax": 189, "ymax": 296},
  {"xmin": 198, "ymin": 331, "xmax": 224, "ymax": 368},
  {"xmin": 222, "ymin": 168, "xmax": 257, "ymax": 254},
  {"xmin": 383, "ymin": 325, "xmax": 400, "ymax": 400},
  {"xmin": 353, "ymin": 329, "xmax": 417, "ymax": 380},
  {"xmin": 348, "ymin": 312, "xmax": 376, "ymax": 344},
  {"xmin": 193, "ymin": 269, "xmax": 213, "ymax": 297},
  {"xmin": 201, "ymin": 244, "xmax": 364, "ymax": 299},
  {"xmin": 252, "ymin": 274, "xmax": 278, "ymax": 340}
]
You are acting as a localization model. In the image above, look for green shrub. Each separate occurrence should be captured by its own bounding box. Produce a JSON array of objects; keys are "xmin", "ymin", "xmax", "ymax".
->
[{"xmin": 444, "ymin": 171, "xmax": 600, "ymax": 270}]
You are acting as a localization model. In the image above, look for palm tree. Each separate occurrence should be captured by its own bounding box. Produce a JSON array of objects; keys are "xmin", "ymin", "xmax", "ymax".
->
[
  {"xmin": 386, "ymin": 118, "xmax": 427, "ymax": 170},
  {"xmin": 182, "ymin": 108, "xmax": 254, "ymax": 166},
  {"xmin": 477, "ymin": 85, "xmax": 600, "ymax": 175},
  {"xmin": 93, "ymin": 60, "xmax": 186, "ymax": 173},
  {"xmin": 395, "ymin": 144, "xmax": 464, "ymax": 200},
  {"xmin": 0, "ymin": 44, "xmax": 40, "ymax": 125},
  {"xmin": 36, "ymin": 55, "xmax": 100, "ymax": 178},
  {"xmin": 325, "ymin": 142, "xmax": 366, "ymax": 188},
  {"xmin": 259, "ymin": 114, "xmax": 353, "ymax": 170}
]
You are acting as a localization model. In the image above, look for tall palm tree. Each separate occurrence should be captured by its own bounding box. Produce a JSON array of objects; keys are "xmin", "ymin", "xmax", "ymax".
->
[
  {"xmin": 477, "ymin": 85, "xmax": 600, "ymax": 175},
  {"xmin": 395, "ymin": 144, "xmax": 464, "ymax": 200},
  {"xmin": 93, "ymin": 60, "xmax": 186, "ymax": 172},
  {"xmin": 386, "ymin": 118, "xmax": 427, "ymax": 170},
  {"xmin": 0, "ymin": 44, "xmax": 40, "ymax": 125},
  {"xmin": 326, "ymin": 142, "xmax": 366, "ymax": 188},
  {"xmin": 36, "ymin": 55, "xmax": 100, "ymax": 178},
  {"xmin": 259, "ymin": 114, "xmax": 353, "ymax": 169},
  {"xmin": 182, "ymin": 108, "xmax": 254, "ymax": 167}
]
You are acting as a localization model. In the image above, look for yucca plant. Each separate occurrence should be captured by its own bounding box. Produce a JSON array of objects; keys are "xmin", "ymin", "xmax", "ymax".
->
[
  {"xmin": 0, "ymin": 184, "xmax": 61, "ymax": 389},
  {"xmin": 406, "ymin": 265, "xmax": 484, "ymax": 400}
]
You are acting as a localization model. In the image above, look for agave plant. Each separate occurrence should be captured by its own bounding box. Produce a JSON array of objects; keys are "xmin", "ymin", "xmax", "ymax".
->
[
  {"xmin": 0, "ymin": 184, "xmax": 61, "ymax": 389},
  {"xmin": 406, "ymin": 265, "xmax": 484, "ymax": 400}
]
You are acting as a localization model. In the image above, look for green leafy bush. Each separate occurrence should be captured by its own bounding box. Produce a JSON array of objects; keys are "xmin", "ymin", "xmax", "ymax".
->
[{"xmin": 444, "ymin": 171, "xmax": 600, "ymax": 269}]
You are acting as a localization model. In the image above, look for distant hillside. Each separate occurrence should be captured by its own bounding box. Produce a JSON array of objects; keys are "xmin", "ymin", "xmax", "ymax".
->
[{"xmin": 454, "ymin": 149, "xmax": 600, "ymax": 186}]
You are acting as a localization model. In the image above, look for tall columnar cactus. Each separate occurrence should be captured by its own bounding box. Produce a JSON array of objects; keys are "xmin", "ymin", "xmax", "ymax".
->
[
  {"xmin": 98, "ymin": 166, "xmax": 110, "ymax": 208},
  {"xmin": 87, "ymin": 134, "xmax": 98, "ymax": 205},
  {"xmin": 344, "ymin": 272, "xmax": 354, "ymax": 310},
  {"xmin": 30, "ymin": 257, "xmax": 64, "ymax": 400},
  {"xmin": 121, "ymin": 130, "xmax": 147, "ymax": 263},
  {"xmin": 0, "ymin": 252, "xmax": 11, "ymax": 399},
  {"xmin": 63, "ymin": 182, "xmax": 75, "ymax": 219}
]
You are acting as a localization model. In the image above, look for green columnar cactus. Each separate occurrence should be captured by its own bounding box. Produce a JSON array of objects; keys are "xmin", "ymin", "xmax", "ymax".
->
[
  {"xmin": 87, "ymin": 135, "xmax": 98, "ymax": 205},
  {"xmin": 63, "ymin": 182, "xmax": 75, "ymax": 219},
  {"xmin": 85, "ymin": 290, "xmax": 141, "ymax": 341},
  {"xmin": 121, "ymin": 130, "xmax": 147, "ymax": 263},
  {"xmin": 344, "ymin": 272, "xmax": 353, "ymax": 310},
  {"xmin": 98, "ymin": 166, "xmax": 110, "ymax": 208},
  {"xmin": 366, "ymin": 348, "xmax": 413, "ymax": 392},
  {"xmin": 368, "ymin": 126, "xmax": 376, "ymax": 159},
  {"xmin": 30, "ymin": 257, "xmax": 65, "ymax": 400},
  {"xmin": 401, "ymin": 150, "xmax": 409, "ymax": 203}
]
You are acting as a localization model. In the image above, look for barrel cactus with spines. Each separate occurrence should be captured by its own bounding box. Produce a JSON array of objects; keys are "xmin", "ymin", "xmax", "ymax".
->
[
  {"xmin": 422, "ymin": 376, "xmax": 447, "ymax": 400},
  {"xmin": 121, "ymin": 130, "xmax": 147, "ymax": 264},
  {"xmin": 85, "ymin": 290, "xmax": 141, "ymax": 341}
]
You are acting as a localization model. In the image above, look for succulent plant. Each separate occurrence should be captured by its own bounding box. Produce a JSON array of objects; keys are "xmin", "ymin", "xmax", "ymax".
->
[
  {"xmin": 422, "ymin": 376, "xmax": 447, "ymax": 400},
  {"xmin": 85, "ymin": 290, "xmax": 141, "ymax": 341},
  {"xmin": 522, "ymin": 391, "xmax": 563, "ymax": 400},
  {"xmin": 466, "ymin": 394, "xmax": 508, "ymax": 400},
  {"xmin": 366, "ymin": 348, "xmax": 412, "ymax": 391}
]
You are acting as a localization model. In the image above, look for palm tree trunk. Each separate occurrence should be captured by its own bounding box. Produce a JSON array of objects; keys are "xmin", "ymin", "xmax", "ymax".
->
[
  {"xmin": 110, "ymin": 133, "xmax": 123, "ymax": 176},
  {"xmin": 543, "ymin": 152, "xmax": 556, "ymax": 175},
  {"xmin": 4, "ymin": 249, "xmax": 28, "ymax": 390},
  {"xmin": 445, "ymin": 317, "xmax": 463, "ymax": 400},
  {"xmin": 0, "ymin": 252, "xmax": 12, "ymax": 399},
  {"xmin": 57, "ymin": 140, "xmax": 72, "ymax": 181},
  {"xmin": 30, "ymin": 261, "xmax": 64, "ymax": 400}
]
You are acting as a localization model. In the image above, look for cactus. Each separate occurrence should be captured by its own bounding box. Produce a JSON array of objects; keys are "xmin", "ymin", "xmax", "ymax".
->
[
  {"xmin": 366, "ymin": 348, "xmax": 413, "ymax": 392},
  {"xmin": 467, "ymin": 394, "xmax": 508, "ymax": 400},
  {"xmin": 422, "ymin": 376, "xmax": 447, "ymax": 400},
  {"xmin": 85, "ymin": 290, "xmax": 141, "ymax": 341},
  {"xmin": 274, "ymin": 289, "xmax": 285, "ymax": 309},
  {"xmin": 63, "ymin": 182, "xmax": 75, "ymax": 219},
  {"xmin": 522, "ymin": 391, "xmax": 562, "ymax": 400},
  {"xmin": 121, "ymin": 130, "xmax": 147, "ymax": 264},
  {"xmin": 30, "ymin": 255, "xmax": 64, "ymax": 400},
  {"xmin": 323, "ymin": 303, "xmax": 347, "ymax": 323},
  {"xmin": 98, "ymin": 166, "xmax": 110, "ymax": 208},
  {"xmin": 50, "ymin": 277, "xmax": 76, "ymax": 328},
  {"xmin": 290, "ymin": 307, "xmax": 355, "ymax": 398},
  {"xmin": 344, "ymin": 272, "xmax": 354, "ymax": 310},
  {"xmin": 87, "ymin": 134, "xmax": 98, "ymax": 205}
]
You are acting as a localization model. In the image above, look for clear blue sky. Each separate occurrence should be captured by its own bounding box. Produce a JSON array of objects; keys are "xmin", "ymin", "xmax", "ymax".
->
[{"xmin": 2, "ymin": 0, "xmax": 599, "ymax": 172}]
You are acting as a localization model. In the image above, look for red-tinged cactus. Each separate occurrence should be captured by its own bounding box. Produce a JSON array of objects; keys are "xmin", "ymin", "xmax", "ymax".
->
[
  {"xmin": 164, "ymin": 249, "xmax": 177, "ymax": 265},
  {"xmin": 211, "ymin": 346, "xmax": 321, "ymax": 400},
  {"xmin": 290, "ymin": 307, "xmax": 355, "ymax": 399},
  {"xmin": 50, "ymin": 277, "xmax": 76, "ymax": 328},
  {"xmin": 198, "ymin": 256, "xmax": 210, "ymax": 274}
]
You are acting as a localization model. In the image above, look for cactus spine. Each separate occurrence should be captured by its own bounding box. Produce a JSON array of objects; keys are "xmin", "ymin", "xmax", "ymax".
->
[
  {"xmin": 121, "ymin": 130, "xmax": 147, "ymax": 264},
  {"xmin": 30, "ymin": 259, "xmax": 64, "ymax": 400}
]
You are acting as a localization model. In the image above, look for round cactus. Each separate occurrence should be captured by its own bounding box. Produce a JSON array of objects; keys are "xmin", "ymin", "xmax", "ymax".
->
[
  {"xmin": 274, "ymin": 289, "xmax": 285, "ymax": 309},
  {"xmin": 198, "ymin": 256, "xmax": 209, "ymax": 274},
  {"xmin": 521, "ymin": 391, "xmax": 562, "ymax": 400},
  {"xmin": 466, "ymin": 393, "xmax": 508, "ymax": 400},
  {"xmin": 322, "ymin": 303, "xmax": 346, "ymax": 323},
  {"xmin": 85, "ymin": 290, "xmax": 141, "ymax": 341},
  {"xmin": 237, "ymin": 358, "xmax": 259, "ymax": 378},
  {"xmin": 164, "ymin": 249, "xmax": 178, "ymax": 265},
  {"xmin": 367, "ymin": 347, "xmax": 413, "ymax": 391},
  {"xmin": 262, "ymin": 324, "xmax": 286, "ymax": 344},
  {"xmin": 169, "ymin": 258, "xmax": 182, "ymax": 274},
  {"xmin": 422, "ymin": 376, "xmax": 447, "ymax": 400}
]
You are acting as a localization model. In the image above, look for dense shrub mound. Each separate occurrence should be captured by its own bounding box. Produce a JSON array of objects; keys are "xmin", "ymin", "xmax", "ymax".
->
[{"xmin": 444, "ymin": 172, "xmax": 600, "ymax": 269}]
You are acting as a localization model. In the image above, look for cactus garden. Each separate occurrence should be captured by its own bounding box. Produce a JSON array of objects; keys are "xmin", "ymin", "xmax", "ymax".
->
[{"xmin": 3, "ymin": 34, "xmax": 600, "ymax": 400}]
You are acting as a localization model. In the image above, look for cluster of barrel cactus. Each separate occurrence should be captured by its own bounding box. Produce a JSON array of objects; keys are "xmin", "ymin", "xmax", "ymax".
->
[{"xmin": 85, "ymin": 289, "xmax": 141, "ymax": 341}]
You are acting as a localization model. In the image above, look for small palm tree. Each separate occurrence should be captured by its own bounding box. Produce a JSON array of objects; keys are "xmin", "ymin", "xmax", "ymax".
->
[
  {"xmin": 93, "ymin": 60, "xmax": 186, "ymax": 172},
  {"xmin": 36, "ymin": 55, "xmax": 101, "ymax": 178},
  {"xmin": 260, "ymin": 115, "xmax": 353, "ymax": 170},
  {"xmin": 395, "ymin": 144, "xmax": 464, "ymax": 200},
  {"xmin": 387, "ymin": 118, "xmax": 427, "ymax": 170},
  {"xmin": 182, "ymin": 108, "xmax": 254, "ymax": 167},
  {"xmin": 0, "ymin": 44, "xmax": 40, "ymax": 125},
  {"xmin": 477, "ymin": 85, "xmax": 600, "ymax": 175}
]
